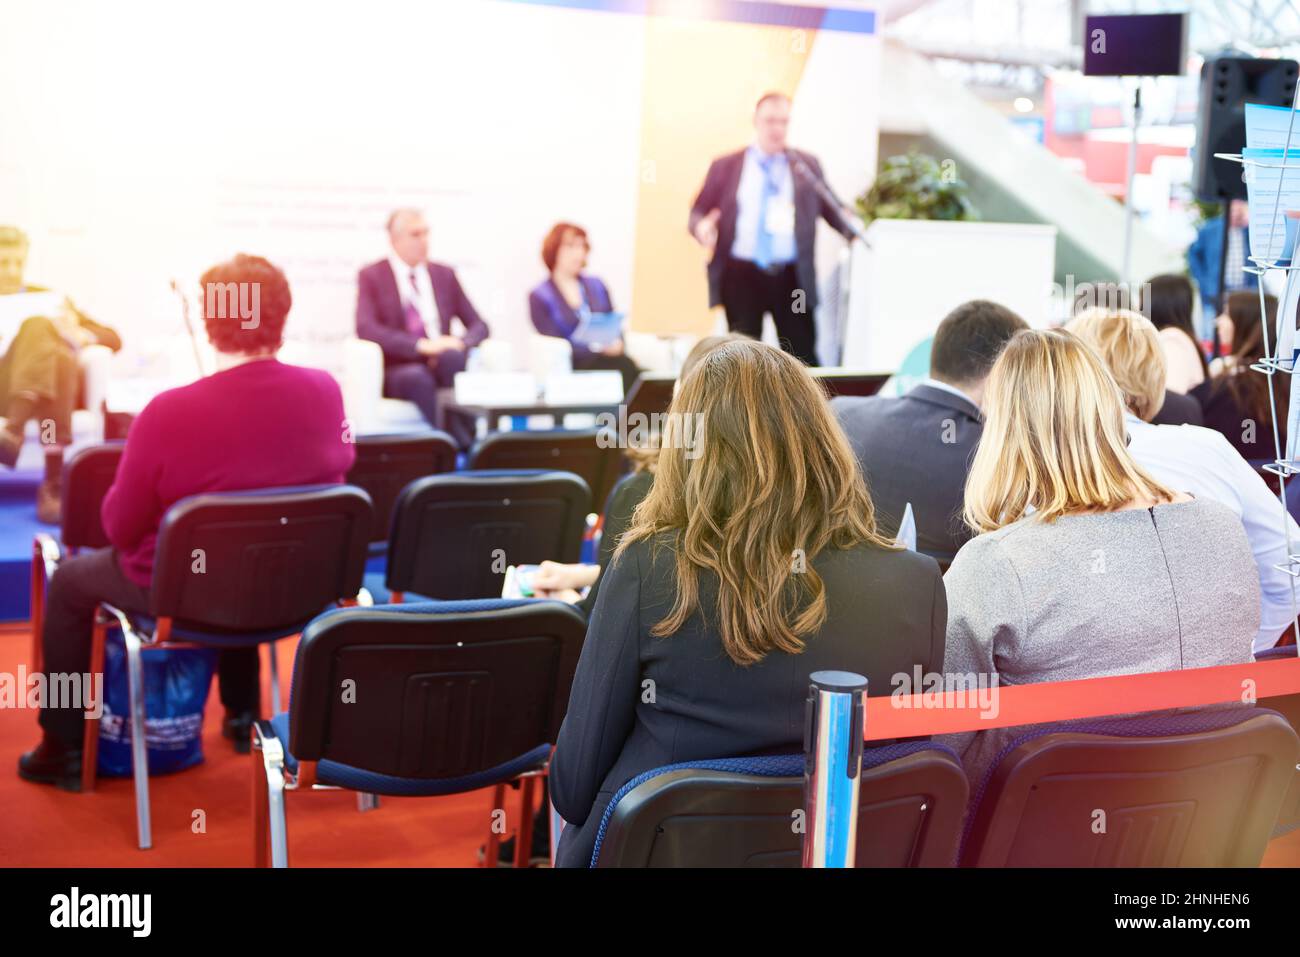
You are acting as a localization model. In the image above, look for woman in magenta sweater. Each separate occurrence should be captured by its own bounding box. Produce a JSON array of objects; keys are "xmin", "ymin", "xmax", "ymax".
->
[{"xmin": 19, "ymin": 254, "xmax": 355, "ymax": 790}]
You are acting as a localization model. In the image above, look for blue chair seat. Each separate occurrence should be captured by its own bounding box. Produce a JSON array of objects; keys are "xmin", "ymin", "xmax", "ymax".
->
[
  {"xmin": 362, "ymin": 571, "xmax": 433, "ymax": 604},
  {"xmin": 268, "ymin": 711, "xmax": 551, "ymax": 797}
]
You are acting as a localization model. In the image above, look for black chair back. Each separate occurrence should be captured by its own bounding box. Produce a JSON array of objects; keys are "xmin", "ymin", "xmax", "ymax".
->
[
  {"xmin": 286, "ymin": 601, "xmax": 587, "ymax": 777},
  {"xmin": 150, "ymin": 484, "xmax": 372, "ymax": 631},
  {"xmin": 595, "ymin": 744, "xmax": 968, "ymax": 867},
  {"xmin": 961, "ymin": 709, "xmax": 1299, "ymax": 867},
  {"xmin": 346, "ymin": 431, "xmax": 456, "ymax": 544},
  {"xmin": 60, "ymin": 442, "xmax": 125, "ymax": 549},
  {"xmin": 386, "ymin": 470, "xmax": 589, "ymax": 599},
  {"xmin": 469, "ymin": 429, "xmax": 621, "ymax": 513},
  {"xmin": 810, "ymin": 368, "xmax": 892, "ymax": 399},
  {"xmin": 624, "ymin": 373, "xmax": 676, "ymax": 421}
]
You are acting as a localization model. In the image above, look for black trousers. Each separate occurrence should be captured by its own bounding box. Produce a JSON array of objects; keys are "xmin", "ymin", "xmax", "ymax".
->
[
  {"xmin": 720, "ymin": 257, "xmax": 817, "ymax": 366},
  {"xmin": 383, "ymin": 350, "xmax": 472, "ymax": 446},
  {"xmin": 38, "ymin": 547, "xmax": 259, "ymax": 747},
  {"xmin": 573, "ymin": 350, "xmax": 642, "ymax": 397}
]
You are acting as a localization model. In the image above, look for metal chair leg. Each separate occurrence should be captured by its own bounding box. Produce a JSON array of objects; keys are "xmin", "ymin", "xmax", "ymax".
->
[
  {"xmin": 253, "ymin": 721, "xmax": 289, "ymax": 868},
  {"xmin": 356, "ymin": 792, "xmax": 380, "ymax": 812},
  {"xmin": 549, "ymin": 796, "xmax": 564, "ymax": 867},
  {"xmin": 81, "ymin": 611, "xmax": 109, "ymax": 793},
  {"xmin": 122, "ymin": 626, "xmax": 152, "ymax": 850},
  {"xmin": 267, "ymin": 641, "xmax": 282, "ymax": 716}
]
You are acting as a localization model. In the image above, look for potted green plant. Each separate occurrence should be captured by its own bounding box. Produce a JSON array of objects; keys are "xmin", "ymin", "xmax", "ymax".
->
[{"xmin": 856, "ymin": 149, "xmax": 977, "ymax": 225}]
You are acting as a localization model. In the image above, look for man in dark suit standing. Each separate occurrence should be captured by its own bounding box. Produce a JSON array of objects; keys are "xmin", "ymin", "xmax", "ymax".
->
[
  {"xmin": 355, "ymin": 209, "xmax": 489, "ymax": 436},
  {"xmin": 688, "ymin": 92, "xmax": 857, "ymax": 365},
  {"xmin": 831, "ymin": 300, "xmax": 1027, "ymax": 565}
]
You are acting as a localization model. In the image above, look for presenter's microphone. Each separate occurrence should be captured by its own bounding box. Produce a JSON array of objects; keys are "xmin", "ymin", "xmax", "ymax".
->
[{"xmin": 787, "ymin": 149, "xmax": 871, "ymax": 248}]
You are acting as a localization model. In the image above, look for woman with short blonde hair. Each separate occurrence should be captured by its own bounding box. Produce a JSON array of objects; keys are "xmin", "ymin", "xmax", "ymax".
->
[
  {"xmin": 550, "ymin": 339, "xmax": 946, "ymax": 866},
  {"xmin": 1065, "ymin": 307, "xmax": 1167, "ymax": 421},
  {"xmin": 943, "ymin": 329, "xmax": 1258, "ymax": 793},
  {"xmin": 963, "ymin": 328, "xmax": 1178, "ymax": 532}
]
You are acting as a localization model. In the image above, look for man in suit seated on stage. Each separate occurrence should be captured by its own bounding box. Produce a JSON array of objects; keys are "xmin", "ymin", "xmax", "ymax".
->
[
  {"xmin": 831, "ymin": 299, "xmax": 1026, "ymax": 566},
  {"xmin": 355, "ymin": 209, "xmax": 489, "ymax": 441}
]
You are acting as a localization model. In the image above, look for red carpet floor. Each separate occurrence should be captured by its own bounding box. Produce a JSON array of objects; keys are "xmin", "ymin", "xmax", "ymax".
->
[
  {"xmin": 0, "ymin": 626, "xmax": 526, "ymax": 868},
  {"xmin": 2, "ymin": 622, "xmax": 1298, "ymax": 868}
]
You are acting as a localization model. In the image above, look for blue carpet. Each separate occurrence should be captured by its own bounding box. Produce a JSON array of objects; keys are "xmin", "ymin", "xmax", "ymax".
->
[{"xmin": 0, "ymin": 468, "xmax": 52, "ymax": 622}]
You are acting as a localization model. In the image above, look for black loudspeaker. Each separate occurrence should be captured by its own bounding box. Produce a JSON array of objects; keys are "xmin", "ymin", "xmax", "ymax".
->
[{"xmin": 1194, "ymin": 56, "xmax": 1299, "ymax": 201}]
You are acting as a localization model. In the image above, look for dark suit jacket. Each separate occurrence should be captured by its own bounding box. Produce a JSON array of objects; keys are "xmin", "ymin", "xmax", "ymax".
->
[
  {"xmin": 1151, "ymin": 388, "xmax": 1203, "ymax": 427},
  {"xmin": 528, "ymin": 275, "xmax": 615, "ymax": 362},
  {"xmin": 831, "ymin": 384, "xmax": 982, "ymax": 565},
  {"xmin": 688, "ymin": 148, "xmax": 854, "ymax": 312},
  {"xmin": 355, "ymin": 259, "xmax": 489, "ymax": 367},
  {"xmin": 550, "ymin": 531, "xmax": 945, "ymax": 867}
]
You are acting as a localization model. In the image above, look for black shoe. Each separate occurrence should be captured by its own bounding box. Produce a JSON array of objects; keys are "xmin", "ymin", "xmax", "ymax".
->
[
  {"xmin": 18, "ymin": 735, "xmax": 83, "ymax": 792},
  {"xmin": 477, "ymin": 809, "xmax": 552, "ymax": 867},
  {"xmin": 222, "ymin": 710, "xmax": 257, "ymax": 754}
]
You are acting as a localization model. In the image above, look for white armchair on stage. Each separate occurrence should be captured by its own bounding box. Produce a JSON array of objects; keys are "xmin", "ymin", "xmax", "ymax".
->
[{"xmin": 337, "ymin": 335, "xmax": 577, "ymax": 433}]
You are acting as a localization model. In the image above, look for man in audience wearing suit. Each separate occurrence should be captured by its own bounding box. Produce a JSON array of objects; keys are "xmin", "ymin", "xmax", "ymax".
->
[
  {"xmin": 688, "ymin": 92, "xmax": 857, "ymax": 366},
  {"xmin": 355, "ymin": 209, "xmax": 489, "ymax": 443},
  {"xmin": 831, "ymin": 300, "xmax": 1027, "ymax": 566}
]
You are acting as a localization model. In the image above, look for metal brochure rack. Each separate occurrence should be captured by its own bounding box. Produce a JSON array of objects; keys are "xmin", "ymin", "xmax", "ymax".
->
[{"xmin": 1216, "ymin": 136, "xmax": 1300, "ymax": 645}]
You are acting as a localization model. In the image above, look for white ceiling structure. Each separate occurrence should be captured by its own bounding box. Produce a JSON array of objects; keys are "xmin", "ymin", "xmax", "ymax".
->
[{"xmin": 879, "ymin": 0, "xmax": 1300, "ymax": 85}]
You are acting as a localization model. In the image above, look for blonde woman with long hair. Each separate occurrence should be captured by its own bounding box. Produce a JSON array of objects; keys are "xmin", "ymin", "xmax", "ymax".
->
[
  {"xmin": 550, "ymin": 339, "xmax": 946, "ymax": 867},
  {"xmin": 942, "ymin": 329, "xmax": 1258, "ymax": 788}
]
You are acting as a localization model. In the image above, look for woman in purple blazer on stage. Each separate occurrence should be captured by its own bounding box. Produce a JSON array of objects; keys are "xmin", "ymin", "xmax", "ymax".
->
[{"xmin": 528, "ymin": 222, "xmax": 641, "ymax": 395}]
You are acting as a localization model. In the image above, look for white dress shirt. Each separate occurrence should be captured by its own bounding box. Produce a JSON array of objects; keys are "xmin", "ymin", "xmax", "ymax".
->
[
  {"xmin": 1125, "ymin": 412, "xmax": 1299, "ymax": 652},
  {"xmin": 388, "ymin": 253, "xmax": 438, "ymax": 336},
  {"xmin": 917, "ymin": 376, "xmax": 978, "ymax": 410},
  {"xmin": 730, "ymin": 144, "xmax": 796, "ymax": 264}
]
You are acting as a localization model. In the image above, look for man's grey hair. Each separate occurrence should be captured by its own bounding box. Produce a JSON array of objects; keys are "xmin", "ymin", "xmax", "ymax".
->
[{"xmin": 386, "ymin": 208, "xmax": 425, "ymax": 235}]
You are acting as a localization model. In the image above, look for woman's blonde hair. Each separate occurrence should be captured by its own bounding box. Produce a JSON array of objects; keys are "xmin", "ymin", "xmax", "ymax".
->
[
  {"xmin": 617, "ymin": 339, "xmax": 894, "ymax": 665},
  {"xmin": 964, "ymin": 329, "xmax": 1177, "ymax": 534},
  {"xmin": 1066, "ymin": 307, "xmax": 1167, "ymax": 421}
]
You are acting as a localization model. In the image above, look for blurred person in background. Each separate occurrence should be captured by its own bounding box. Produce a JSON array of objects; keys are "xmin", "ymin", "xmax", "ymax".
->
[
  {"xmin": 0, "ymin": 226, "xmax": 121, "ymax": 523},
  {"xmin": 1192, "ymin": 292, "xmax": 1288, "ymax": 462},
  {"xmin": 1141, "ymin": 273, "xmax": 1208, "ymax": 395},
  {"xmin": 528, "ymin": 222, "xmax": 641, "ymax": 395},
  {"xmin": 355, "ymin": 209, "xmax": 490, "ymax": 446},
  {"xmin": 1189, "ymin": 199, "xmax": 1256, "ymax": 332}
]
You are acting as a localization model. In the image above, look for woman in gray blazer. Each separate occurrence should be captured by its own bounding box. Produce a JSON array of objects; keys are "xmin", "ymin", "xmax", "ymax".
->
[{"xmin": 941, "ymin": 329, "xmax": 1260, "ymax": 789}]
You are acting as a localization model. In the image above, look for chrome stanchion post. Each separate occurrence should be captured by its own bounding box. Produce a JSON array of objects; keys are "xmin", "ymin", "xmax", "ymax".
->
[{"xmin": 802, "ymin": 670, "xmax": 867, "ymax": 868}]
